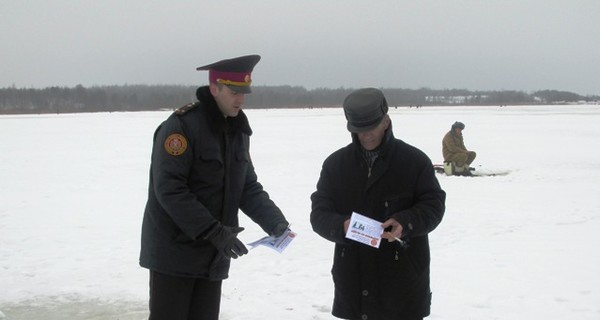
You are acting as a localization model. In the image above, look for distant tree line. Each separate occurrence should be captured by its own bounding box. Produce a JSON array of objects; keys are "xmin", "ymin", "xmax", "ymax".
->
[{"xmin": 0, "ymin": 84, "xmax": 598, "ymax": 114}]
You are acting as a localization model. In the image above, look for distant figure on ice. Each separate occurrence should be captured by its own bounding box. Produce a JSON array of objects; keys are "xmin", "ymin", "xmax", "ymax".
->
[{"xmin": 442, "ymin": 121, "xmax": 477, "ymax": 176}]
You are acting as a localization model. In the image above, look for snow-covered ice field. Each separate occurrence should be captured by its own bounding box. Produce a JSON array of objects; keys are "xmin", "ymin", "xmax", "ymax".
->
[{"xmin": 1, "ymin": 105, "xmax": 599, "ymax": 319}]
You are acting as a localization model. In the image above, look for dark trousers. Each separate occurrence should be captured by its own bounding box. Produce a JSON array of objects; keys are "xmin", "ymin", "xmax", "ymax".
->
[{"xmin": 148, "ymin": 270, "xmax": 222, "ymax": 320}]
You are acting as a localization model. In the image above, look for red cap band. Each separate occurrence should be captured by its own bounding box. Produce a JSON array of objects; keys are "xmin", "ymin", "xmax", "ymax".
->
[{"xmin": 209, "ymin": 70, "xmax": 252, "ymax": 86}]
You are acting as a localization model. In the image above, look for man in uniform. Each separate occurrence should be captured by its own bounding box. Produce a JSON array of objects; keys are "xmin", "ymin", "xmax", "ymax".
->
[
  {"xmin": 311, "ymin": 88, "xmax": 446, "ymax": 320},
  {"xmin": 442, "ymin": 121, "xmax": 477, "ymax": 176},
  {"xmin": 139, "ymin": 54, "xmax": 290, "ymax": 320}
]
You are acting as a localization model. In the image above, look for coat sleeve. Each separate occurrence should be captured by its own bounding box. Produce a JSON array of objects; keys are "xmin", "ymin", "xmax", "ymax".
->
[
  {"xmin": 392, "ymin": 157, "xmax": 446, "ymax": 238},
  {"xmin": 150, "ymin": 116, "xmax": 218, "ymax": 240},
  {"xmin": 310, "ymin": 157, "xmax": 350, "ymax": 244},
  {"xmin": 239, "ymin": 158, "xmax": 289, "ymax": 235}
]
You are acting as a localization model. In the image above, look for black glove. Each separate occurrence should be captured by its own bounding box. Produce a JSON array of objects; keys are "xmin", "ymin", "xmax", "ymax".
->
[
  {"xmin": 207, "ymin": 226, "xmax": 248, "ymax": 259},
  {"xmin": 271, "ymin": 222, "xmax": 289, "ymax": 237}
]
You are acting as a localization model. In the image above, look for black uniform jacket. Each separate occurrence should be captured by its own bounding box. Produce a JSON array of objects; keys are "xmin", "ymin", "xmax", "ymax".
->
[
  {"xmin": 140, "ymin": 86, "xmax": 287, "ymax": 280},
  {"xmin": 311, "ymin": 126, "xmax": 446, "ymax": 319}
]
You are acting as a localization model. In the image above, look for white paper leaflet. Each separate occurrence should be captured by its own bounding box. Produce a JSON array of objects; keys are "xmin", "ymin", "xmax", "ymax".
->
[
  {"xmin": 345, "ymin": 212, "xmax": 383, "ymax": 248},
  {"xmin": 247, "ymin": 228, "xmax": 296, "ymax": 253}
]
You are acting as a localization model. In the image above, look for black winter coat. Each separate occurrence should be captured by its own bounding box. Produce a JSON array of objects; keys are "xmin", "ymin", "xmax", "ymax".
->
[
  {"xmin": 311, "ymin": 126, "xmax": 446, "ymax": 319},
  {"xmin": 140, "ymin": 86, "xmax": 287, "ymax": 280}
]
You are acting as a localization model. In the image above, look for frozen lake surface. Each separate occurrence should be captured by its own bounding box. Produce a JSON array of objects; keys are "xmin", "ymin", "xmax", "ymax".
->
[{"xmin": 1, "ymin": 105, "xmax": 599, "ymax": 319}]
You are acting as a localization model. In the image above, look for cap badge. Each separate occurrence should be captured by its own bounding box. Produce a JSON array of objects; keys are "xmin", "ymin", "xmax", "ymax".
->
[
  {"xmin": 215, "ymin": 72, "xmax": 252, "ymax": 87},
  {"xmin": 164, "ymin": 133, "xmax": 188, "ymax": 156}
]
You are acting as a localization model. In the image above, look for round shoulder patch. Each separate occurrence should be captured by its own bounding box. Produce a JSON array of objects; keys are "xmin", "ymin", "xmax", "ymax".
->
[{"xmin": 164, "ymin": 133, "xmax": 188, "ymax": 156}]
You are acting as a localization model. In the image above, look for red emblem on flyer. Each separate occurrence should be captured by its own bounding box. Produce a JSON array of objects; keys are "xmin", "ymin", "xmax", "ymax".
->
[{"xmin": 164, "ymin": 133, "xmax": 188, "ymax": 156}]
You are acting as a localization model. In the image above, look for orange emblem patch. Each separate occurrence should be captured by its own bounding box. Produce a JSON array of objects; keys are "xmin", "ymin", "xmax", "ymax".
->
[{"xmin": 164, "ymin": 133, "xmax": 188, "ymax": 156}]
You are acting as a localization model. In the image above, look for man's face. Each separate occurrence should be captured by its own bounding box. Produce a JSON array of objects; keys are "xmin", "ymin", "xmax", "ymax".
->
[
  {"xmin": 210, "ymin": 83, "xmax": 246, "ymax": 117},
  {"xmin": 356, "ymin": 115, "xmax": 390, "ymax": 151}
]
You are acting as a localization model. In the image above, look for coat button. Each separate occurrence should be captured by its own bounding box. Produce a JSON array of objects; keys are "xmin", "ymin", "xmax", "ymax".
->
[
  {"xmin": 361, "ymin": 314, "xmax": 368, "ymax": 320},
  {"xmin": 362, "ymin": 290, "xmax": 369, "ymax": 296}
]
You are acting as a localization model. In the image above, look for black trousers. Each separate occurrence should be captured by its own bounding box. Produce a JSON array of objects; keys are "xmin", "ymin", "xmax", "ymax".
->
[{"xmin": 148, "ymin": 270, "xmax": 223, "ymax": 320}]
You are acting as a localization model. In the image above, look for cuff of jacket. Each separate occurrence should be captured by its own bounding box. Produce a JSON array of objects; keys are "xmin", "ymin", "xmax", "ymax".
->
[
  {"xmin": 330, "ymin": 214, "xmax": 350, "ymax": 243},
  {"xmin": 391, "ymin": 211, "xmax": 414, "ymax": 238},
  {"xmin": 201, "ymin": 221, "xmax": 221, "ymax": 240}
]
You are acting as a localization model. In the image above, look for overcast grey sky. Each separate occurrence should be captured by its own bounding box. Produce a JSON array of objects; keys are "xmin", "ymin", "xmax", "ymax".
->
[{"xmin": 2, "ymin": 0, "xmax": 599, "ymax": 95}]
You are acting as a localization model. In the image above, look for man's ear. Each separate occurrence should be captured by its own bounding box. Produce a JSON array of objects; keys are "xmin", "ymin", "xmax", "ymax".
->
[
  {"xmin": 383, "ymin": 114, "xmax": 391, "ymax": 129},
  {"xmin": 209, "ymin": 82, "xmax": 218, "ymax": 96}
]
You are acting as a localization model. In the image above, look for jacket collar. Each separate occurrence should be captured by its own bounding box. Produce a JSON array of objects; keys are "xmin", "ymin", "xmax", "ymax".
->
[
  {"xmin": 351, "ymin": 121, "xmax": 394, "ymax": 157},
  {"xmin": 196, "ymin": 86, "xmax": 253, "ymax": 136}
]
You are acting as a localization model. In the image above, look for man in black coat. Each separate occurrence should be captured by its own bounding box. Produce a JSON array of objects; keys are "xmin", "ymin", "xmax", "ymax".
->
[
  {"xmin": 311, "ymin": 88, "xmax": 446, "ymax": 320},
  {"xmin": 140, "ymin": 55, "xmax": 289, "ymax": 320}
]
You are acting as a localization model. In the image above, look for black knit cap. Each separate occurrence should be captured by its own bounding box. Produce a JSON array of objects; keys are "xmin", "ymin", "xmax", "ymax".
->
[
  {"xmin": 452, "ymin": 121, "xmax": 465, "ymax": 130},
  {"xmin": 343, "ymin": 88, "xmax": 388, "ymax": 132}
]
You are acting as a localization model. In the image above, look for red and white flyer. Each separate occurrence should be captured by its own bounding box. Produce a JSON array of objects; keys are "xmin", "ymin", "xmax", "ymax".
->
[
  {"xmin": 345, "ymin": 212, "xmax": 383, "ymax": 248},
  {"xmin": 247, "ymin": 228, "xmax": 296, "ymax": 253}
]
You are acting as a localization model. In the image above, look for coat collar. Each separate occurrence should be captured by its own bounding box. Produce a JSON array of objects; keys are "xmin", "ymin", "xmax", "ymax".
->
[
  {"xmin": 351, "ymin": 121, "xmax": 394, "ymax": 157},
  {"xmin": 196, "ymin": 86, "xmax": 253, "ymax": 136}
]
